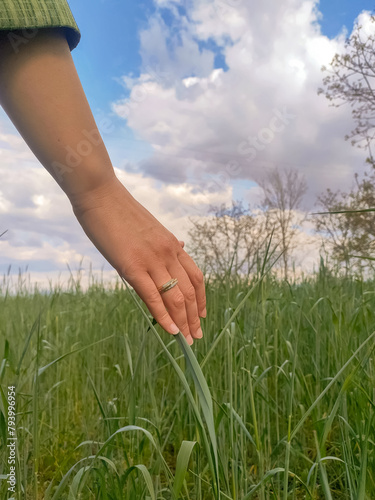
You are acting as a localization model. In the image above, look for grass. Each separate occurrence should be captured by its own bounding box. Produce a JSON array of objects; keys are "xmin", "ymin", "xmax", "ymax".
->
[{"xmin": 0, "ymin": 266, "xmax": 375, "ymax": 499}]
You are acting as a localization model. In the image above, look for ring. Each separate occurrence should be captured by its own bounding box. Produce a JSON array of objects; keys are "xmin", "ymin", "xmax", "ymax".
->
[{"xmin": 158, "ymin": 278, "xmax": 178, "ymax": 294}]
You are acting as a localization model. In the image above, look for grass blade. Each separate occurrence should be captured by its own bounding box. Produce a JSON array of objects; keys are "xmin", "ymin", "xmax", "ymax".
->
[
  {"xmin": 173, "ymin": 440, "xmax": 198, "ymax": 498},
  {"xmin": 123, "ymin": 464, "xmax": 157, "ymax": 500},
  {"xmin": 290, "ymin": 329, "xmax": 375, "ymax": 441},
  {"xmin": 38, "ymin": 334, "xmax": 114, "ymax": 376},
  {"xmin": 121, "ymin": 278, "xmax": 220, "ymax": 498}
]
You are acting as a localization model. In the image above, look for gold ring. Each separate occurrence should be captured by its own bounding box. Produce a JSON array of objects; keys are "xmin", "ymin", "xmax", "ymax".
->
[{"xmin": 158, "ymin": 278, "xmax": 178, "ymax": 294}]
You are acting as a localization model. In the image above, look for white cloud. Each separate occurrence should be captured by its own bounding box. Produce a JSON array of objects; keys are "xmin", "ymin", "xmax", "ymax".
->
[
  {"xmin": 355, "ymin": 10, "xmax": 375, "ymax": 37},
  {"xmin": 0, "ymin": 111, "xmax": 232, "ymax": 283},
  {"xmin": 112, "ymin": 0, "xmax": 369, "ymax": 208},
  {"xmin": 1, "ymin": 1, "xmax": 372, "ymax": 284}
]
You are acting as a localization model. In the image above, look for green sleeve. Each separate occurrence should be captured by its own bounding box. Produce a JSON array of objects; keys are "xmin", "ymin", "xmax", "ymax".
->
[{"xmin": 0, "ymin": 0, "xmax": 81, "ymax": 50}]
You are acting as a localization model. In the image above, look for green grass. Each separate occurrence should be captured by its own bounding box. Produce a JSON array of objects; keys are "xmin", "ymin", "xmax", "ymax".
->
[{"xmin": 0, "ymin": 268, "xmax": 375, "ymax": 499}]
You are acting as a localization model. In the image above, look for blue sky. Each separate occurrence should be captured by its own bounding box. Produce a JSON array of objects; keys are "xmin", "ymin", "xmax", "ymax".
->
[
  {"xmin": 68, "ymin": 0, "xmax": 156, "ymax": 165},
  {"xmin": 1, "ymin": 0, "xmax": 375, "ymax": 284},
  {"xmin": 319, "ymin": 0, "xmax": 374, "ymax": 36},
  {"xmin": 69, "ymin": 0, "xmax": 375, "ymax": 113},
  {"xmin": 68, "ymin": 0, "xmax": 375, "ymax": 194}
]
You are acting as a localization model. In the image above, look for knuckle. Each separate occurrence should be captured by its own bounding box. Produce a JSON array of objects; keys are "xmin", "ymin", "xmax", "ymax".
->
[
  {"xmin": 185, "ymin": 285, "xmax": 196, "ymax": 302},
  {"xmin": 171, "ymin": 292, "xmax": 185, "ymax": 309},
  {"xmin": 119, "ymin": 260, "xmax": 143, "ymax": 282},
  {"xmin": 179, "ymin": 321, "xmax": 189, "ymax": 333},
  {"xmin": 191, "ymin": 317, "xmax": 201, "ymax": 330},
  {"xmin": 147, "ymin": 289, "xmax": 163, "ymax": 305},
  {"xmin": 156, "ymin": 310, "xmax": 170, "ymax": 324},
  {"xmin": 157, "ymin": 236, "xmax": 174, "ymax": 255},
  {"xmin": 191, "ymin": 267, "xmax": 204, "ymax": 286}
]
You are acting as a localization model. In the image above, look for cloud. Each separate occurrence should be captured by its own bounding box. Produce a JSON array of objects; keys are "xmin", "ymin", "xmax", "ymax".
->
[
  {"xmin": 112, "ymin": 0, "xmax": 370, "ymax": 208},
  {"xmin": 0, "ymin": 111, "xmax": 233, "ymax": 281},
  {"xmin": 2, "ymin": 1, "xmax": 373, "ymax": 284}
]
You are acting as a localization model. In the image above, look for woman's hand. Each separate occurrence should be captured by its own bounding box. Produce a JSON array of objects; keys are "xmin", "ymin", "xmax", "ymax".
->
[
  {"xmin": 71, "ymin": 177, "xmax": 206, "ymax": 345},
  {"xmin": 0, "ymin": 28, "xmax": 206, "ymax": 344}
]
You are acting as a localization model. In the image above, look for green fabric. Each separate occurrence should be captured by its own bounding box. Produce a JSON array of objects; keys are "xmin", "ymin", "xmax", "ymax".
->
[{"xmin": 0, "ymin": 0, "xmax": 80, "ymax": 50}]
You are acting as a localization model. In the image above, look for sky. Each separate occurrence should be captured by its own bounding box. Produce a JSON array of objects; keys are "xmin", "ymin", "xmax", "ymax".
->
[{"xmin": 1, "ymin": 0, "xmax": 375, "ymax": 288}]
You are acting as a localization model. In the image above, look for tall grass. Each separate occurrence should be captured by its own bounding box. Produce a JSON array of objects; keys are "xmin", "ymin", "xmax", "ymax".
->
[{"xmin": 0, "ymin": 266, "xmax": 375, "ymax": 498}]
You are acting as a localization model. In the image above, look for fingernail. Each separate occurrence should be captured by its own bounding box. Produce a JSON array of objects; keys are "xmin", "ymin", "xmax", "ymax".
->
[
  {"xmin": 195, "ymin": 327, "xmax": 203, "ymax": 339},
  {"xmin": 186, "ymin": 335, "xmax": 194, "ymax": 345},
  {"xmin": 200, "ymin": 308, "xmax": 207, "ymax": 318},
  {"xmin": 170, "ymin": 323, "xmax": 180, "ymax": 335}
]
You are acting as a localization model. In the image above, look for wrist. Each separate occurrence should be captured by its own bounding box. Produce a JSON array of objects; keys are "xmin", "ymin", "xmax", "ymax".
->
[{"xmin": 69, "ymin": 174, "xmax": 132, "ymax": 217}]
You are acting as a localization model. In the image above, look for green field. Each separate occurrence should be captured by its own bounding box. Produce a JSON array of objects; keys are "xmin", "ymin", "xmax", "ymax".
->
[{"xmin": 0, "ymin": 268, "xmax": 374, "ymax": 499}]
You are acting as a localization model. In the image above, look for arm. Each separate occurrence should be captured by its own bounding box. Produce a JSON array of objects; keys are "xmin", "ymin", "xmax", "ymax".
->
[{"xmin": 0, "ymin": 28, "xmax": 206, "ymax": 344}]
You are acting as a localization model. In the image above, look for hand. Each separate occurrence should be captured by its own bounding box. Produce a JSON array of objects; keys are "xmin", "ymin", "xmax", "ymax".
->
[
  {"xmin": 71, "ymin": 177, "xmax": 206, "ymax": 345},
  {"xmin": 0, "ymin": 28, "xmax": 206, "ymax": 345}
]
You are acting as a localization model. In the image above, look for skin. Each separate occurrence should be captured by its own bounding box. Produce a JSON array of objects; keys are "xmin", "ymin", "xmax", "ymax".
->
[{"xmin": 0, "ymin": 28, "xmax": 206, "ymax": 345}]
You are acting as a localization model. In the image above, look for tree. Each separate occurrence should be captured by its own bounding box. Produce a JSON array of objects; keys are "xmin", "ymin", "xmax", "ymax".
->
[
  {"xmin": 314, "ymin": 171, "xmax": 375, "ymax": 271},
  {"xmin": 187, "ymin": 200, "xmax": 272, "ymax": 279},
  {"xmin": 187, "ymin": 169, "xmax": 307, "ymax": 281},
  {"xmin": 316, "ymin": 13, "xmax": 375, "ymax": 269},
  {"xmin": 318, "ymin": 14, "xmax": 375, "ymax": 167},
  {"xmin": 257, "ymin": 167, "xmax": 307, "ymax": 280}
]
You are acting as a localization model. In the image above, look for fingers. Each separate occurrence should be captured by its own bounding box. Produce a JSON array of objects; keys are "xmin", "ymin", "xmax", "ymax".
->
[
  {"xmin": 166, "ymin": 261, "xmax": 203, "ymax": 340},
  {"xmin": 168, "ymin": 260, "xmax": 203, "ymax": 339},
  {"xmin": 177, "ymin": 250, "xmax": 206, "ymax": 318},
  {"xmin": 130, "ymin": 273, "xmax": 183, "ymax": 338},
  {"xmin": 121, "ymin": 239, "xmax": 205, "ymax": 347},
  {"xmin": 149, "ymin": 268, "xmax": 195, "ymax": 345}
]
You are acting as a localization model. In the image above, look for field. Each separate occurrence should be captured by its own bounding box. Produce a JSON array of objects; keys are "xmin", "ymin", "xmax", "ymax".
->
[{"xmin": 0, "ymin": 267, "xmax": 375, "ymax": 499}]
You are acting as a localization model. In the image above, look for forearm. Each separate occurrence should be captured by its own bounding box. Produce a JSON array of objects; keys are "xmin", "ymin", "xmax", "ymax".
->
[
  {"xmin": 0, "ymin": 27, "xmax": 206, "ymax": 343},
  {"xmin": 0, "ymin": 28, "xmax": 116, "ymax": 202}
]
